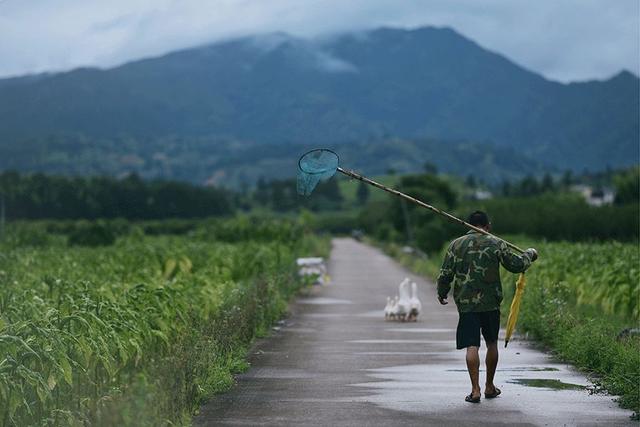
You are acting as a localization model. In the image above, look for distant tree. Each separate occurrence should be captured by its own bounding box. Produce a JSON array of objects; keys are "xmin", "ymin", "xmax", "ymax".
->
[
  {"xmin": 604, "ymin": 165, "xmax": 613, "ymax": 180},
  {"xmin": 465, "ymin": 175, "xmax": 476, "ymax": 188},
  {"xmin": 0, "ymin": 171, "xmax": 233, "ymax": 220},
  {"xmin": 388, "ymin": 173, "xmax": 458, "ymax": 253},
  {"xmin": 541, "ymin": 173, "xmax": 554, "ymax": 192},
  {"xmin": 614, "ymin": 167, "xmax": 640, "ymax": 205},
  {"xmin": 423, "ymin": 162, "xmax": 438, "ymax": 175},
  {"xmin": 356, "ymin": 181, "xmax": 370, "ymax": 205},
  {"xmin": 254, "ymin": 177, "xmax": 270, "ymax": 205},
  {"xmin": 271, "ymin": 183, "xmax": 288, "ymax": 212},
  {"xmin": 562, "ymin": 170, "xmax": 573, "ymax": 187},
  {"xmin": 318, "ymin": 179, "xmax": 343, "ymax": 203},
  {"xmin": 518, "ymin": 175, "xmax": 540, "ymax": 197},
  {"xmin": 501, "ymin": 180, "xmax": 512, "ymax": 196}
]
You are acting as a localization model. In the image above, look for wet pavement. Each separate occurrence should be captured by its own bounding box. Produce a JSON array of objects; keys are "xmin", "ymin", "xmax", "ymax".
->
[{"xmin": 195, "ymin": 238, "xmax": 635, "ymax": 426}]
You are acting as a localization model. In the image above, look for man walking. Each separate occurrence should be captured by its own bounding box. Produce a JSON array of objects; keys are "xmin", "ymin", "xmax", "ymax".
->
[{"xmin": 437, "ymin": 211, "xmax": 537, "ymax": 403}]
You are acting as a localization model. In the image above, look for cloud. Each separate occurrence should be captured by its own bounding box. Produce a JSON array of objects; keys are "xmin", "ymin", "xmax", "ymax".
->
[
  {"xmin": 246, "ymin": 33, "xmax": 358, "ymax": 73},
  {"xmin": 314, "ymin": 51, "xmax": 358, "ymax": 73},
  {"xmin": 0, "ymin": 0, "xmax": 637, "ymax": 82}
]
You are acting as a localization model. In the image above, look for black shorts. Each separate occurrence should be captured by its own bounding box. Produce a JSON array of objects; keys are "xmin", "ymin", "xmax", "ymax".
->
[{"xmin": 456, "ymin": 310, "xmax": 500, "ymax": 349}]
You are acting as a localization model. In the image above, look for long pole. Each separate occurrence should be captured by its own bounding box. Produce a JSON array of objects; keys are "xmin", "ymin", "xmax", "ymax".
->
[{"xmin": 336, "ymin": 166, "xmax": 525, "ymax": 253}]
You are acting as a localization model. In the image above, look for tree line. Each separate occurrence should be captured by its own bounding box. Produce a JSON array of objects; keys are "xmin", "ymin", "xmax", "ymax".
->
[
  {"xmin": 1, "ymin": 166, "xmax": 637, "ymax": 250},
  {"xmin": 0, "ymin": 171, "xmax": 233, "ymax": 220},
  {"xmin": 352, "ymin": 168, "xmax": 640, "ymax": 253}
]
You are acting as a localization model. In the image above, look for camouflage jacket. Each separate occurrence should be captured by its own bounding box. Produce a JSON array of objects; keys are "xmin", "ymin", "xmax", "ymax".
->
[{"xmin": 437, "ymin": 231, "xmax": 534, "ymax": 313}]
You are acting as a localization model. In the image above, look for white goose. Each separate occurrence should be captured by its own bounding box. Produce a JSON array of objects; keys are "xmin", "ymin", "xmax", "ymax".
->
[
  {"xmin": 397, "ymin": 278, "xmax": 411, "ymax": 322},
  {"xmin": 408, "ymin": 281, "xmax": 422, "ymax": 321},
  {"xmin": 383, "ymin": 296, "xmax": 393, "ymax": 320},
  {"xmin": 387, "ymin": 295, "xmax": 399, "ymax": 320}
]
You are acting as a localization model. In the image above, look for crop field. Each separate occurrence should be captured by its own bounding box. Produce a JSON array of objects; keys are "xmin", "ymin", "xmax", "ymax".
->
[
  {"xmin": 0, "ymin": 218, "xmax": 327, "ymax": 426},
  {"xmin": 382, "ymin": 238, "xmax": 640, "ymax": 414},
  {"xmin": 506, "ymin": 241, "xmax": 639, "ymax": 320},
  {"xmin": 501, "ymin": 240, "xmax": 640, "ymax": 413}
]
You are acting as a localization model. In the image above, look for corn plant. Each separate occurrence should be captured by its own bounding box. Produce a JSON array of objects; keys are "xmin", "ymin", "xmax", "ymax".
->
[{"xmin": 0, "ymin": 217, "xmax": 326, "ymax": 425}]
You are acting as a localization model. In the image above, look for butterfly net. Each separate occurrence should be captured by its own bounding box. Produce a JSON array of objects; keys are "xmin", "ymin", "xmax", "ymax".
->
[{"xmin": 297, "ymin": 149, "xmax": 339, "ymax": 196}]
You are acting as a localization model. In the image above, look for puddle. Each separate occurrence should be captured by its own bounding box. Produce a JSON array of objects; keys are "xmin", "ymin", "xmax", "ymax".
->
[
  {"xmin": 512, "ymin": 367, "xmax": 560, "ymax": 372},
  {"xmin": 386, "ymin": 328, "xmax": 451, "ymax": 333},
  {"xmin": 446, "ymin": 367, "xmax": 560, "ymax": 372},
  {"xmin": 345, "ymin": 364, "xmax": 632, "ymax": 425},
  {"xmin": 298, "ymin": 297, "xmax": 352, "ymax": 305},
  {"xmin": 350, "ymin": 339, "xmax": 455, "ymax": 344},
  {"xmin": 356, "ymin": 351, "xmax": 452, "ymax": 356},
  {"xmin": 508, "ymin": 378, "xmax": 586, "ymax": 390}
]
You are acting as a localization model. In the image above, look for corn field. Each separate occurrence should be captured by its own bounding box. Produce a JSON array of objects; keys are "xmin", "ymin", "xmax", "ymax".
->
[
  {"xmin": 507, "ymin": 241, "xmax": 640, "ymax": 321},
  {"xmin": 501, "ymin": 240, "xmax": 640, "ymax": 414},
  {"xmin": 0, "ymin": 218, "xmax": 324, "ymax": 426}
]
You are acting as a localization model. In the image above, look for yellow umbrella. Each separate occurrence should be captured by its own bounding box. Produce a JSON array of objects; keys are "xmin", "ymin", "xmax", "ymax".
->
[{"xmin": 504, "ymin": 272, "xmax": 526, "ymax": 347}]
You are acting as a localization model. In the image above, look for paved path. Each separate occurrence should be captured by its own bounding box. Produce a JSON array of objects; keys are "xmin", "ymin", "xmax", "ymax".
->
[{"xmin": 196, "ymin": 238, "xmax": 634, "ymax": 426}]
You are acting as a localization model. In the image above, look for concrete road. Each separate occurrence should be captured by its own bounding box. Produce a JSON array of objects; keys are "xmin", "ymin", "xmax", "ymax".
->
[{"xmin": 195, "ymin": 238, "xmax": 635, "ymax": 426}]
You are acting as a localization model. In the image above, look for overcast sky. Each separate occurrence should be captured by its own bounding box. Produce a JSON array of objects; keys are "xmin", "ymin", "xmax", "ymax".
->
[{"xmin": 0, "ymin": 0, "xmax": 638, "ymax": 82}]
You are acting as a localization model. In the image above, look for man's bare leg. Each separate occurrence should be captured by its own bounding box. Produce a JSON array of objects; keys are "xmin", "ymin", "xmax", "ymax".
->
[
  {"xmin": 485, "ymin": 341, "xmax": 499, "ymax": 394},
  {"xmin": 466, "ymin": 346, "xmax": 481, "ymax": 398}
]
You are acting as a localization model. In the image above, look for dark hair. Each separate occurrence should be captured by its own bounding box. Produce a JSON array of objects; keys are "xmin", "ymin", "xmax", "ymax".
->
[{"xmin": 468, "ymin": 210, "xmax": 490, "ymax": 227}]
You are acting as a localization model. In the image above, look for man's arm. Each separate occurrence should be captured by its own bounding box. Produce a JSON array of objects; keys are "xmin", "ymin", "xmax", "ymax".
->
[
  {"xmin": 497, "ymin": 241, "xmax": 537, "ymax": 273},
  {"xmin": 436, "ymin": 243, "xmax": 455, "ymax": 304}
]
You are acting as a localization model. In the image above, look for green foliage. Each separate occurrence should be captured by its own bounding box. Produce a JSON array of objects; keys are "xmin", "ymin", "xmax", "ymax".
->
[
  {"xmin": 614, "ymin": 166, "xmax": 640, "ymax": 205},
  {"xmin": 339, "ymin": 174, "xmax": 399, "ymax": 207},
  {"xmin": 506, "ymin": 241, "xmax": 640, "ymax": 321},
  {"xmin": 254, "ymin": 178, "xmax": 343, "ymax": 212},
  {"xmin": 4, "ymin": 223, "xmax": 54, "ymax": 247},
  {"xmin": 354, "ymin": 172, "xmax": 637, "ymax": 255},
  {"xmin": 309, "ymin": 211, "xmax": 360, "ymax": 235},
  {"xmin": 363, "ymin": 173, "xmax": 460, "ymax": 253},
  {"xmin": 356, "ymin": 181, "xmax": 370, "ymax": 205},
  {"xmin": 464, "ymin": 194, "xmax": 639, "ymax": 241},
  {"xmin": 0, "ymin": 171, "xmax": 234, "ymax": 220},
  {"xmin": 67, "ymin": 222, "xmax": 117, "ymax": 247},
  {"xmin": 0, "ymin": 217, "xmax": 326, "ymax": 425},
  {"xmin": 499, "ymin": 240, "xmax": 640, "ymax": 414}
]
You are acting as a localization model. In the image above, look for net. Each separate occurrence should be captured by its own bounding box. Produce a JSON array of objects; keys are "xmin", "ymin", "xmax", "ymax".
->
[{"xmin": 297, "ymin": 149, "xmax": 339, "ymax": 196}]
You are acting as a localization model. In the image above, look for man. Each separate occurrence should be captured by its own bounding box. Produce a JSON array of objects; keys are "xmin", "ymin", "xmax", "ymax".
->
[{"xmin": 437, "ymin": 210, "xmax": 537, "ymax": 403}]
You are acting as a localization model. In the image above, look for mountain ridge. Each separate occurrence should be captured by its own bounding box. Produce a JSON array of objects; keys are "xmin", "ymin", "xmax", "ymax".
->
[{"xmin": 0, "ymin": 26, "xmax": 637, "ymax": 181}]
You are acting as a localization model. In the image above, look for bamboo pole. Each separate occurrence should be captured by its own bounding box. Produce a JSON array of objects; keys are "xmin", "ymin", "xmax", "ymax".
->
[{"xmin": 336, "ymin": 166, "xmax": 525, "ymax": 253}]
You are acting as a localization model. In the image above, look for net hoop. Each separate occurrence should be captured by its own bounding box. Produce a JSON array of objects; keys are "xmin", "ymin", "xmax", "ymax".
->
[{"xmin": 298, "ymin": 148, "xmax": 339, "ymax": 175}]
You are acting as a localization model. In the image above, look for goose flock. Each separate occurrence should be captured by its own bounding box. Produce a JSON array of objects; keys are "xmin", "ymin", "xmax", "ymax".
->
[{"xmin": 384, "ymin": 277, "xmax": 421, "ymax": 321}]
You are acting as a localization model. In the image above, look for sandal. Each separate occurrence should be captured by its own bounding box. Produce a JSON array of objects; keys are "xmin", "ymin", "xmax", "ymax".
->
[
  {"xmin": 485, "ymin": 387, "xmax": 502, "ymax": 399},
  {"xmin": 465, "ymin": 393, "xmax": 481, "ymax": 403}
]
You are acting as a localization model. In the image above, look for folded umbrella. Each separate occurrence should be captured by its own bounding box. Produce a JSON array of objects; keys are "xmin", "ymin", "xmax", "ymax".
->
[{"xmin": 505, "ymin": 273, "xmax": 527, "ymax": 347}]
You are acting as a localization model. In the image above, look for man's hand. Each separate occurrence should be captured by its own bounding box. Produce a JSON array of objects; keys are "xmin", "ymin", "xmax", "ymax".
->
[
  {"xmin": 525, "ymin": 248, "xmax": 538, "ymax": 262},
  {"xmin": 438, "ymin": 295, "xmax": 448, "ymax": 305}
]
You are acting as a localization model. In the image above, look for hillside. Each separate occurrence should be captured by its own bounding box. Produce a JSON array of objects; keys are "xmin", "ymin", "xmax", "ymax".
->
[{"xmin": 0, "ymin": 26, "xmax": 637, "ymax": 180}]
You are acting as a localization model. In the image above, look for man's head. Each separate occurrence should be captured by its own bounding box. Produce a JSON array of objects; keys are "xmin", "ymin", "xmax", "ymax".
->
[{"xmin": 468, "ymin": 210, "xmax": 491, "ymax": 231}]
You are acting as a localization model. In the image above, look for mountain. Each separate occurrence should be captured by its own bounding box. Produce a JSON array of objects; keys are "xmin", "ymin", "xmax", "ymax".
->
[
  {"xmin": 0, "ymin": 134, "xmax": 543, "ymax": 187},
  {"xmin": 0, "ymin": 26, "xmax": 637, "ymax": 181}
]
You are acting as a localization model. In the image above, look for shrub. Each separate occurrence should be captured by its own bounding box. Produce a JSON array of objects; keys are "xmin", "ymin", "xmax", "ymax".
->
[{"xmin": 67, "ymin": 222, "xmax": 117, "ymax": 246}]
